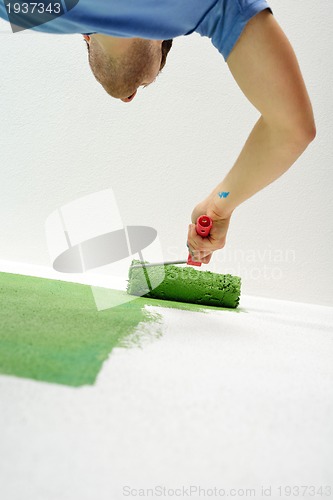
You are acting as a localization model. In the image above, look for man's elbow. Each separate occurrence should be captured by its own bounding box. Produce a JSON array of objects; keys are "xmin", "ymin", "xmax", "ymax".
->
[
  {"xmin": 298, "ymin": 118, "xmax": 316, "ymax": 145},
  {"xmin": 273, "ymin": 117, "xmax": 316, "ymax": 157},
  {"xmin": 268, "ymin": 111, "xmax": 316, "ymax": 150},
  {"xmin": 289, "ymin": 116, "xmax": 317, "ymax": 150}
]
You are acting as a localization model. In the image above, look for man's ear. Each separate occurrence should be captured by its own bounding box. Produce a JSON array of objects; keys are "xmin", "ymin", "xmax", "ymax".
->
[{"xmin": 82, "ymin": 35, "xmax": 90, "ymax": 43}]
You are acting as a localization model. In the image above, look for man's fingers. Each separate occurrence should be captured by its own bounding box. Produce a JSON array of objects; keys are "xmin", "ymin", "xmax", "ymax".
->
[
  {"xmin": 200, "ymin": 253, "xmax": 212, "ymax": 264},
  {"xmin": 187, "ymin": 223, "xmax": 225, "ymax": 263}
]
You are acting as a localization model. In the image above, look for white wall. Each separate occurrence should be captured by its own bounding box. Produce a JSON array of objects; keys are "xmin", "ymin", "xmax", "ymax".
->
[{"xmin": 0, "ymin": 0, "xmax": 332, "ymax": 306}]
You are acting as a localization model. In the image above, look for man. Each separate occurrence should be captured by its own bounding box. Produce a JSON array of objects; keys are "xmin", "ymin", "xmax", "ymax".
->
[{"xmin": 0, "ymin": 0, "xmax": 316, "ymax": 263}]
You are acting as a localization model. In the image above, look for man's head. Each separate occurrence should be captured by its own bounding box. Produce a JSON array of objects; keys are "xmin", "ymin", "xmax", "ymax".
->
[{"xmin": 83, "ymin": 34, "xmax": 173, "ymax": 102}]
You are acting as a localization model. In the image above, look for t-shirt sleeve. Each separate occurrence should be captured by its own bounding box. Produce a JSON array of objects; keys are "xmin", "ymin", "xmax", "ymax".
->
[{"xmin": 194, "ymin": 0, "xmax": 272, "ymax": 61}]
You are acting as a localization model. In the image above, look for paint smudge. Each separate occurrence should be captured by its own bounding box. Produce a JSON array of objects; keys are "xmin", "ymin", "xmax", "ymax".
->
[{"xmin": 218, "ymin": 191, "xmax": 230, "ymax": 199}]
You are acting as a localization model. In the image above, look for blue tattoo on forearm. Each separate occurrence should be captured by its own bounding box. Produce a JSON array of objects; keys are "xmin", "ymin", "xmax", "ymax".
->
[{"xmin": 218, "ymin": 191, "xmax": 230, "ymax": 199}]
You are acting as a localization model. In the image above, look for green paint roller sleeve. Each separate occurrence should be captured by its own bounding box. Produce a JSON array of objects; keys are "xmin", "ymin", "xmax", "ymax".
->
[{"xmin": 127, "ymin": 261, "xmax": 241, "ymax": 309}]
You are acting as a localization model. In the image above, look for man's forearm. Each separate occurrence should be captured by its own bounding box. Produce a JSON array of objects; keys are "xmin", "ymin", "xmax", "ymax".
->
[{"xmin": 207, "ymin": 116, "xmax": 315, "ymax": 218}]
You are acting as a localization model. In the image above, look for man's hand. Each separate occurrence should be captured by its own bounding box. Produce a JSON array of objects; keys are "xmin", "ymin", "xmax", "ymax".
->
[{"xmin": 187, "ymin": 197, "xmax": 232, "ymax": 264}]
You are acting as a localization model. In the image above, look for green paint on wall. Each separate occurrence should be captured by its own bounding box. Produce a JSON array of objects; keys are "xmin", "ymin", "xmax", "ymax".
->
[
  {"xmin": 0, "ymin": 272, "xmax": 154, "ymax": 387},
  {"xmin": 0, "ymin": 271, "xmax": 235, "ymax": 388}
]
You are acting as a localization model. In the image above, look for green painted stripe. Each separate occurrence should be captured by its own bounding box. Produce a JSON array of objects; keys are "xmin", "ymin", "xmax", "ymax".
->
[{"xmin": 0, "ymin": 272, "xmax": 237, "ymax": 387}]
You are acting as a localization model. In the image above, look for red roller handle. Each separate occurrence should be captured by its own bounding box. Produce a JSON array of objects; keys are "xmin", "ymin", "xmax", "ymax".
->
[{"xmin": 187, "ymin": 215, "xmax": 213, "ymax": 267}]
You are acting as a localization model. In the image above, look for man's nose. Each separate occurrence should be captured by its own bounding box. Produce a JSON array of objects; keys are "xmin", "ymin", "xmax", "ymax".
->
[{"xmin": 121, "ymin": 90, "xmax": 137, "ymax": 103}]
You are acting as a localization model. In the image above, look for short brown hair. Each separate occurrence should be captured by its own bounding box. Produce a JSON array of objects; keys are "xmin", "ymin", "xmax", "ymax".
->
[{"xmin": 84, "ymin": 38, "xmax": 173, "ymax": 99}]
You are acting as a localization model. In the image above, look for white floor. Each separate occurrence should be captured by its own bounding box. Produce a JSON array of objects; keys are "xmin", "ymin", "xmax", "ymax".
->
[{"xmin": 0, "ymin": 261, "xmax": 333, "ymax": 500}]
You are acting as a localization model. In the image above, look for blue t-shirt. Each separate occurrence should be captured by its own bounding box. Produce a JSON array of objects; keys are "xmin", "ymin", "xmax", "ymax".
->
[{"xmin": 0, "ymin": 0, "xmax": 271, "ymax": 60}]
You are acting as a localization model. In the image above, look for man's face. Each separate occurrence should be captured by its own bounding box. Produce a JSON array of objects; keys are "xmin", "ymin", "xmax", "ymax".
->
[
  {"xmin": 122, "ymin": 39, "xmax": 162, "ymax": 103},
  {"xmin": 83, "ymin": 35, "xmax": 173, "ymax": 102}
]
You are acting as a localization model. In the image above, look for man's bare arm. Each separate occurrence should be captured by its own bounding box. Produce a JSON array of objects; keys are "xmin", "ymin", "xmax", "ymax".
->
[{"xmin": 187, "ymin": 9, "xmax": 316, "ymax": 263}]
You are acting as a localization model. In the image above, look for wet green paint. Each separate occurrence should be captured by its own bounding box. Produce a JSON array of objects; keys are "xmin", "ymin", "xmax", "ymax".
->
[{"xmin": 0, "ymin": 272, "xmax": 239, "ymax": 387}]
